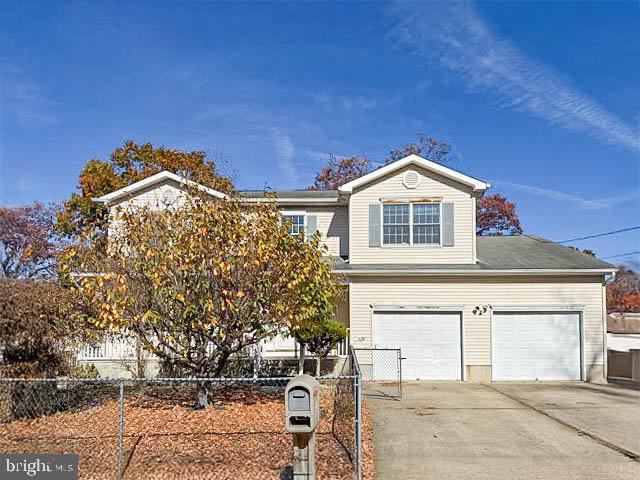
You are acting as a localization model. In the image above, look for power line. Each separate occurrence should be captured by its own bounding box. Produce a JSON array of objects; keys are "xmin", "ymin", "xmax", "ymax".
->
[
  {"xmin": 602, "ymin": 251, "xmax": 640, "ymax": 260},
  {"xmin": 558, "ymin": 226, "xmax": 640, "ymax": 244}
]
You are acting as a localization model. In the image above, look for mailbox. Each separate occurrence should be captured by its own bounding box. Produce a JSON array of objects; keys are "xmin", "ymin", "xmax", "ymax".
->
[{"xmin": 285, "ymin": 374, "xmax": 320, "ymax": 433}]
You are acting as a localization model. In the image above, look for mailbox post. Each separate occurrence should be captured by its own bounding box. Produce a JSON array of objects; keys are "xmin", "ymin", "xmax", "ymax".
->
[{"xmin": 285, "ymin": 374, "xmax": 320, "ymax": 480}]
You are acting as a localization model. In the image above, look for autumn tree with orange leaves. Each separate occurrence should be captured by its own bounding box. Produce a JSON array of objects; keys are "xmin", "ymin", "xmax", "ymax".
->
[
  {"xmin": 310, "ymin": 154, "xmax": 372, "ymax": 190},
  {"xmin": 607, "ymin": 266, "xmax": 640, "ymax": 313},
  {"xmin": 476, "ymin": 194, "xmax": 523, "ymax": 236},
  {"xmin": 0, "ymin": 202, "xmax": 58, "ymax": 279},
  {"xmin": 387, "ymin": 132, "xmax": 452, "ymax": 164},
  {"xmin": 56, "ymin": 141, "xmax": 233, "ymax": 246},
  {"xmin": 61, "ymin": 191, "xmax": 337, "ymax": 404}
]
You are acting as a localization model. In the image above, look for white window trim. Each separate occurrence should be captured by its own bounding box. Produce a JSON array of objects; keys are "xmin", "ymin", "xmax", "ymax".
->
[
  {"xmin": 280, "ymin": 210, "xmax": 307, "ymax": 236},
  {"xmin": 380, "ymin": 202, "xmax": 442, "ymax": 247}
]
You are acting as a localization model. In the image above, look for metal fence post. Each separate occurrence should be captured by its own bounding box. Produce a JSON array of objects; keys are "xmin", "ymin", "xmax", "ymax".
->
[
  {"xmin": 355, "ymin": 372, "xmax": 362, "ymax": 480},
  {"xmin": 349, "ymin": 348, "xmax": 362, "ymax": 480},
  {"xmin": 398, "ymin": 348, "xmax": 403, "ymax": 399},
  {"xmin": 116, "ymin": 380, "xmax": 124, "ymax": 480}
]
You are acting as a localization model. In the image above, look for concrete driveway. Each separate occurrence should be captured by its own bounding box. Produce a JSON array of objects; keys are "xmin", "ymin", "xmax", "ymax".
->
[{"xmin": 368, "ymin": 382, "xmax": 640, "ymax": 480}]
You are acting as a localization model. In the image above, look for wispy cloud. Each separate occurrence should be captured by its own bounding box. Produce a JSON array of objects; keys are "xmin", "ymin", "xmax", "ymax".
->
[
  {"xmin": 415, "ymin": 79, "xmax": 433, "ymax": 93},
  {"xmin": 495, "ymin": 180, "xmax": 640, "ymax": 210},
  {"xmin": 270, "ymin": 128, "xmax": 298, "ymax": 184},
  {"xmin": 309, "ymin": 90, "xmax": 401, "ymax": 113},
  {"xmin": 389, "ymin": 1, "xmax": 640, "ymax": 152},
  {"xmin": 8, "ymin": 81, "xmax": 59, "ymax": 126}
]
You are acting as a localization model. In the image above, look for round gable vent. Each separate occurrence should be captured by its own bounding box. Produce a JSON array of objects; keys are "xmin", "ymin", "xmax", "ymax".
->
[{"xmin": 402, "ymin": 170, "xmax": 421, "ymax": 189}]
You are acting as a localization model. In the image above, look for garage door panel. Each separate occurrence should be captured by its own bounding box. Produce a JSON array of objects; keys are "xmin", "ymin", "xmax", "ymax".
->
[
  {"xmin": 438, "ymin": 331, "xmax": 456, "ymax": 342},
  {"xmin": 519, "ymin": 348, "xmax": 535, "ymax": 361},
  {"xmin": 493, "ymin": 312, "xmax": 581, "ymax": 381},
  {"xmin": 374, "ymin": 311, "xmax": 461, "ymax": 380}
]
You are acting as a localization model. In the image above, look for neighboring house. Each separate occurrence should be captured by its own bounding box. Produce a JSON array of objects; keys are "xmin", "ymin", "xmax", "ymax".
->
[
  {"xmin": 92, "ymin": 154, "xmax": 616, "ymax": 382},
  {"xmin": 606, "ymin": 313, "xmax": 640, "ymax": 382}
]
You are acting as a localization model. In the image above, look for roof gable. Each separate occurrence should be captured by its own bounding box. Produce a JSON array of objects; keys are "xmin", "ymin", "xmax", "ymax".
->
[
  {"xmin": 337, "ymin": 154, "xmax": 490, "ymax": 193},
  {"xmin": 93, "ymin": 171, "xmax": 227, "ymax": 206}
]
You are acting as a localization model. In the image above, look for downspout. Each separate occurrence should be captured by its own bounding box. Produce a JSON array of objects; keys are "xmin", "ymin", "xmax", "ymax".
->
[
  {"xmin": 602, "ymin": 271, "xmax": 615, "ymax": 382},
  {"xmin": 472, "ymin": 196, "xmax": 477, "ymax": 263}
]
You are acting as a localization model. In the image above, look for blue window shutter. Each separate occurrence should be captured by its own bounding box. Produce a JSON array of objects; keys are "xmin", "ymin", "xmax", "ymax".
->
[
  {"xmin": 442, "ymin": 203, "xmax": 454, "ymax": 246},
  {"xmin": 306, "ymin": 215, "xmax": 318, "ymax": 241},
  {"xmin": 369, "ymin": 204, "xmax": 381, "ymax": 247}
]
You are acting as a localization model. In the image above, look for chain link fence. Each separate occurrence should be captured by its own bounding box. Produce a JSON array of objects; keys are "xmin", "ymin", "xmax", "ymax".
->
[
  {"xmin": 353, "ymin": 348, "xmax": 402, "ymax": 399},
  {"xmin": 0, "ymin": 359, "xmax": 362, "ymax": 479}
]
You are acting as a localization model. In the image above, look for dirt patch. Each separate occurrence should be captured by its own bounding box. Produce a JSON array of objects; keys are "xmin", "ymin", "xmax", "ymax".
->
[{"xmin": 0, "ymin": 384, "xmax": 373, "ymax": 479}]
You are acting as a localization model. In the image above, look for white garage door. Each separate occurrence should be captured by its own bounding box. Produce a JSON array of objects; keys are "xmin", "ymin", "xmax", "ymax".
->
[
  {"xmin": 492, "ymin": 312, "xmax": 581, "ymax": 381},
  {"xmin": 374, "ymin": 311, "xmax": 462, "ymax": 380}
]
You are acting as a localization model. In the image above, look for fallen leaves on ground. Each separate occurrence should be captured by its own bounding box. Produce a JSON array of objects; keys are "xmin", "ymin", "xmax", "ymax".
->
[{"xmin": 0, "ymin": 383, "xmax": 373, "ymax": 479}]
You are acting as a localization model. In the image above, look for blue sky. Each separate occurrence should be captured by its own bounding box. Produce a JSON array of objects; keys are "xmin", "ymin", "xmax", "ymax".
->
[{"xmin": 1, "ymin": 1, "xmax": 639, "ymax": 268}]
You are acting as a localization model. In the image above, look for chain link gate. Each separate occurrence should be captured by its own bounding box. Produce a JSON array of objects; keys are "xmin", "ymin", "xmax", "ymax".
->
[{"xmin": 353, "ymin": 348, "xmax": 402, "ymax": 398}]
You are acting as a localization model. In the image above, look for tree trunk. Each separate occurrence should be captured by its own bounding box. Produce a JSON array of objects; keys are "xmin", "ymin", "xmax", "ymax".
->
[
  {"xmin": 298, "ymin": 343, "xmax": 306, "ymax": 375},
  {"xmin": 197, "ymin": 384, "xmax": 209, "ymax": 408},
  {"xmin": 315, "ymin": 356, "xmax": 321, "ymax": 377},
  {"xmin": 135, "ymin": 340, "xmax": 146, "ymax": 378},
  {"xmin": 252, "ymin": 343, "xmax": 263, "ymax": 379},
  {"xmin": 196, "ymin": 351, "xmax": 231, "ymax": 409}
]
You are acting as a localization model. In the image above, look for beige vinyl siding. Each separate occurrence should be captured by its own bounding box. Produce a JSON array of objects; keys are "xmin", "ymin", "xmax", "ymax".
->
[
  {"xmin": 305, "ymin": 206, "xmax": 348, "ymax": 257},
  {"xmin": 110, "ymin": 181, "xmax": 188, "ymax": 211},
  {"xmin": 108, "ymin": 181, "xmax": 349, "ymax": 257},
  {"xmin": 349, "ymin": 164, "xmax": 475, "ymax": 264},
  {"xmin": 108, "ymin": 181, "xmax": 188, "ymax": 239},
  {"xmin": 349, "ymin": 275, "xmax": 606, "ymax": 377},
  {"xmin": 276, "ymin": 206, "xmax": 348, "ymax": 258},
  {"xmin": 334, "ymin": 288, "xmax": 350, "ymax": 327}
]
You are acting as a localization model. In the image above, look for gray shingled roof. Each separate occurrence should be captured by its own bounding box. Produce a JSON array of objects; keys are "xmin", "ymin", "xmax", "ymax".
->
[
  {"xmin": 239, "ymin": 190, "xmax": 340, "ymax": 199},
  {"xmin": 476, "ymin": 235, "xmax": 613, "ymax": 270},
  {"xmin": 329, "ymin": 236, "xmax": 615, "ymax": 272}
]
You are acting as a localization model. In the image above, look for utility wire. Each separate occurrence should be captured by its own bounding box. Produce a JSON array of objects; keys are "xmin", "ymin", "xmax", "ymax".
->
[
  {"xmin": 602, "ymin": 251, "xmax": 640, "ymax": 260},
  {"xmin": 557, "ymin": 226, "xmax": 640, "ymax": 244}
]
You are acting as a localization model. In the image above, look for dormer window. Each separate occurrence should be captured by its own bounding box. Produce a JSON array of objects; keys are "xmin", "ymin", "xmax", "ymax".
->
[{"xmin": 382, "ymin": 203, "xmax": 441, "ymax": 246}]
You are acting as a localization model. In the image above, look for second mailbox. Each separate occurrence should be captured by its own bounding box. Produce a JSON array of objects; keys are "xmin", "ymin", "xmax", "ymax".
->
[{"xmin": 285, "ymin": 374, "xmax": 320, "ymax": 433}]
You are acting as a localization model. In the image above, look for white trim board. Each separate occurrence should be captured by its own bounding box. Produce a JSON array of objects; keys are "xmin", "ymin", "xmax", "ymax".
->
[
  {"xmin": 334, "ymin": 268, "xmax": 614, "ymax": 276},
  {"xmin": 241, "ymin": 197, "xmax": 344, "ymax": 205},
  {"xmin": 93, "ymin": 171, "xmax": 226, "ymax": 205},
  {"xmin": 338, "ymin": 154, "xmax": 490, "ymax": 193},
  {"xmin": 370, "ymin": 304, "xmax": 465, "ymax": 312}
]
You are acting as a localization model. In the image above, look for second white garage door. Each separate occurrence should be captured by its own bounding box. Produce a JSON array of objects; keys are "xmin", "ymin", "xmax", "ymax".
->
[
  {"xmin": 492, "ymin": 312, "xmax": 582, "ymax": 381},
  {"xmin": 374, "ymin": 311, "xmax": 462, "ymax": 380}
]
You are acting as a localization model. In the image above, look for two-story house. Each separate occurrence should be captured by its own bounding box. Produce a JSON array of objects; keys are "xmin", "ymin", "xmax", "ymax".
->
[{"xmin": 93, "ymin": 154, "xmax": 615, "ymax": 382}]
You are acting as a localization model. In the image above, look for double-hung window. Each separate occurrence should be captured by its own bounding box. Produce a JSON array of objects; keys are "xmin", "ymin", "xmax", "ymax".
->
[
  {"xmin": 382, "ymin": 204, "xmax": 410, "ymax": 245},
  {"xmin": 382, "ymin": 203, "xmax": 441, "ymax": 246},
  {"xmin": 282, "ymin": 213, "xmax": 306, "ymax": 236},
  {"xmin": 412, "ymin": 203, "xmax": 440, "ymax": 245}
]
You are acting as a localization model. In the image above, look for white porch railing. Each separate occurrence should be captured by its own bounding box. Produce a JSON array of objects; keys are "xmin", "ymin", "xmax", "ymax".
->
[
  {"xmin": 77, "ymin": 329, "xmax": 350, "ymax": 362},
  {"xmin": 77, "ymin": 337, "xmax": 154, "ymax": 361}
]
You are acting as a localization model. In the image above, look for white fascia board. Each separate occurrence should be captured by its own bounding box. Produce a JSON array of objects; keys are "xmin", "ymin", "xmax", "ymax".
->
[
  {"xmin": 93, "ymin": 171, "xmax": 227, "ymax": 205},
  {"xmin": 338, "ymin": 154, "xmax": 490, "ymax": 193},
  {"xmin": 332, "ymin": 268, "xmax": 614, "ymax": 276},
  {"xmin": 371, "ymin": 304, "xmax": 465, "ymax": 312},
  {"xmin": 241, "ymin": 197, "xmax": 345, "ymax": 205},
  {"xmin": 491, "ymin": 305, "xmax": 586, "ymax": 312}
]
